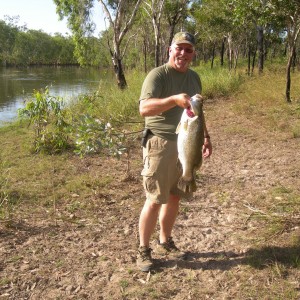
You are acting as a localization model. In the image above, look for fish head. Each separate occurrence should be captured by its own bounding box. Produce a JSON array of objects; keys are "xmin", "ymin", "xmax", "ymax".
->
[{"xmin": 189, "ymin": 94, "xmax": 203, "ymax": 116}]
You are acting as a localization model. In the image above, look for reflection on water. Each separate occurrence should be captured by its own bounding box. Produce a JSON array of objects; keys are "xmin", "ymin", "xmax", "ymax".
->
[{"xmin": 0, "ymin": 66, "xmax": 110, "ymax": 124}]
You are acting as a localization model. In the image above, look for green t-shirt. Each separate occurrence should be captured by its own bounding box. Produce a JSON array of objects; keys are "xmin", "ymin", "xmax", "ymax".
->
[{"xmin": 140, "ymin": 63, "xmax": 201, "ymax": 141}]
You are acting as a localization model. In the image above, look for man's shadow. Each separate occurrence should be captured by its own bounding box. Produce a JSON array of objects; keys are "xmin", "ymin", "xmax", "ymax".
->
[{"xmin": 152, "ymin": 245, "xmax": 300, "ymax": 272}]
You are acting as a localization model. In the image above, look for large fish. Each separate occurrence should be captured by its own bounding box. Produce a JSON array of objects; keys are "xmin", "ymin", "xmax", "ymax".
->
[{"xmin": 176, "ymin": 95, "xmax": 204, "ymax": 193}]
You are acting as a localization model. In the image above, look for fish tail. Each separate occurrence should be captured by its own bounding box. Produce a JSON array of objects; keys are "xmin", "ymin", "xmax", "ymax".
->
[{"xmin": 178, "ymin": 177, "xmax": 197, "ymax": 193}]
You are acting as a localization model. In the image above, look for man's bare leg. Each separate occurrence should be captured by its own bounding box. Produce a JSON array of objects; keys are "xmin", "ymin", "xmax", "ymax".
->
[
  {"xmin": 139, "ymin": 199, "xmax": 161, "ymax": 247},
  {"xmin": 159, "ymin": 194, "xmax": 180, "ymax": 243}
]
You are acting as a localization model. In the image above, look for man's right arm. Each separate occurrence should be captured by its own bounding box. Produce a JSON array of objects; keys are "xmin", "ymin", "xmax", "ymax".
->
[{"xmin": 139, "ymin": 93, "xmax": 192, "ymax": 117}]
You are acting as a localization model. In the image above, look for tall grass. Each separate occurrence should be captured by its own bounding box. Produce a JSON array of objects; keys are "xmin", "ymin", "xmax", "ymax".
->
[
  {"xmin": 69, "ymin": 66, "xmax": 243, "ymax": 126},
  {"xmin": 232, "ymin": 68, "xmax": 300, "ymax": 136},
  {"xmin": 70, "ymin": 70, "xmax": 145, "ymax": 127},
  {"xmin": 194, "ymin": 65, "xmax": 243, "ymax": 99}
]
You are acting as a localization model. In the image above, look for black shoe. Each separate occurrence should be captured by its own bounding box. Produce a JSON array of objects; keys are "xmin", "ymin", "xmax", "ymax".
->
[
  {"xmin": 155, "ymin": 237, "xmax": 186, "ymax": 259},
  {"xmin": 136, "ymin": 246, "xmax": 153, "ymax": 272}
]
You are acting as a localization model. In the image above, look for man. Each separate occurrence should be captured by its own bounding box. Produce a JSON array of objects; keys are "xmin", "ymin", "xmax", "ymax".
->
[{"xmin": 137, "ymin": 32, "xmax": 212, "ymax": 272}]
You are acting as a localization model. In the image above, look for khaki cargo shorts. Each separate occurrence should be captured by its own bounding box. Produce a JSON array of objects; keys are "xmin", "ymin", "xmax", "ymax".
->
[{"xmin": 141, "ymin": 135, "xmax": 185, "ymax": 204}]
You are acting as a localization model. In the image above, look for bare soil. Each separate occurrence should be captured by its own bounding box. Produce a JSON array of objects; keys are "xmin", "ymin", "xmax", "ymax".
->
[{"xmin": 1, "ymin": 97, "xmax": 300, "ymax": 299}]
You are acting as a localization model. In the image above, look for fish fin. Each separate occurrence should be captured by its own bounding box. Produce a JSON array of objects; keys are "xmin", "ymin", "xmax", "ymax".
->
[
  {"xmin": 176, "ymin": 120, "xmax": 189, "ymax": 134},
  {"xmin": 175, "ymin": 122, "xmax": 181, "ymax": 134},
  {"xmin": 177, "ymin": 177, "xmax": 197, "ymax": 193},
  {"xmin": 183, "ymin": 120, "xmax": 188, "ymax": 130}
]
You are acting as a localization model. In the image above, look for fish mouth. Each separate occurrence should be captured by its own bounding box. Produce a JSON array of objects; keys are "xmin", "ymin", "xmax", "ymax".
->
[{"xmin": 186, "ymin": 108, "xmax": 195, "ymax": 117}]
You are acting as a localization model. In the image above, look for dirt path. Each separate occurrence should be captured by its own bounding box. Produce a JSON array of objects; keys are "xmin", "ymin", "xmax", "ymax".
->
[{"xmin": 1, "ymin": 98, "xmax": 299, "ymax": 299}]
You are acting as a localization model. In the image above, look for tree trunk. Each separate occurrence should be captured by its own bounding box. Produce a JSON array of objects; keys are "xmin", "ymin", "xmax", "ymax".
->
[
  {"xmin": 211, "ymin": 42, "xmax": 215, "ymax": 69},
  {"xmin": 152, "ymin": 16, "xmax": 160, "ymax": 67},
  {"xmin": 114, "ymin": 56, "xmax": 127, "ymax": 89},
  {"xmin": 155, "ymin": 38, "xmax": 160, "ymax": 67},
  {"xmin": 292, "ymin": 46, "xmax": 297, "ymax": 72},
  {"xmin": 252, "ymin": 47, "xmax": 257, "ymax": 74},
  {"xmin": 167, "ymin": 25, "xmax": 175, "ymax": 61},
  {"xmin": 257, "ymin": 25, "xmax": 264, "ymax": 74},
  {"xmin": 286, "ymin": 54, "xmax": 292, "ymax": 103},
  {"xmin": 247, "ymin": 44, "xmax": 251, "ymax": 76},
  {"xmin": 285, "ymin": 45, "xmax": 297, "ymax": 102},
  {"xmin": 285, "ymin": 18, "xmax": 300, "ymax": 102},
  {"xmin": 99, "ymin": 0, "xmax": 142, "ymax": 89},
  {"xmin": 233, "ymin": 48, "xmax": 239, "ymax": 70},
  {"xmin": 220, "ymin": 36, "xmax": 226, "ymax": 67},
  {"xmin": 227, "ymin": 33, "xmax": 233, "ymax": 70},
  {"xmin": 143, "ymin": 39, "xmax": 147, "ymax": 73},
  {"xmin": 145, "ymin": 0, "xmax": 165, "ymax": 68}
]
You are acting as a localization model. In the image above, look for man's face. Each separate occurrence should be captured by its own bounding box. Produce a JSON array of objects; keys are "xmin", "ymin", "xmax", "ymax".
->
[{"xmin": 169, "ymin": 43, "xmax": 195, "ymax": 72}]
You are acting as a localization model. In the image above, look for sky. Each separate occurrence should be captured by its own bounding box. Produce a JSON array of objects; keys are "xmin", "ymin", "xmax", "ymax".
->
[{"xmin": 0, "ymin": 0, "xmax": 105, "ymax": 36}]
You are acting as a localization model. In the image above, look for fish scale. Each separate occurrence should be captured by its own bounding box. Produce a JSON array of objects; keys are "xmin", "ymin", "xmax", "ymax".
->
[{"xmin": 176, "ymin": 96, "xmax": 204, "ymax": 193}]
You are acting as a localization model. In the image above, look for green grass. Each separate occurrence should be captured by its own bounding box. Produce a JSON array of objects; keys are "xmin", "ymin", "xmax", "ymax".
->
[
  {"xmin": 69, "ymin": 69, "xmax": 145, "ymax": 127},
  {"xmin": 232, "ymin": 68, "xmax": 300, "ymax": 137},
  {"xmin": 194, "ymin": 64, "xmax": 244, "ymax": 99}
]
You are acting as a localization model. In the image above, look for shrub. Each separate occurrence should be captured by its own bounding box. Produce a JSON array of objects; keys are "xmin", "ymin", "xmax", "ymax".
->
[{"xmin": 18, "ymin": 87, "xmax": 70, "ymax": 154}]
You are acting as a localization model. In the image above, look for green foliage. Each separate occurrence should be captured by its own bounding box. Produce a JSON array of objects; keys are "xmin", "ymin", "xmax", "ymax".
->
[
  {"xmin": 72, "ymin": 114, "xmax": 126, "ymax": 157},
  {"xmin": 54, "ymin": 0, "xmax": 96, "ymax": 66},
  {"xmin": 18, "ymin": 88, "xmax": 70, "ymax": 154},
  {"xmin": 17, "ymin": 88, "xmax": 127, "ymax": 157},
  {"xmin": 0, "ymin": 19, "xmax": 19, "ymax": 64},
  {"xmin": 2, "ymin": 0, "xmax": 300, "ymax": 84},
  {"xmin": 0, "ymin": 18, "xmax": 78, "ymax": 66}
]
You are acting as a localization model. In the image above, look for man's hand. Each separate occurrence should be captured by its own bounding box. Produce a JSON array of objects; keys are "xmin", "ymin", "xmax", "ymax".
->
[
  {"xmin": 203, "ymin": 138, "xmax": 212, "ymax": 158},
  {"xmin": 173, "ymin": 93, "xmax": 192, "ymax": 109}
]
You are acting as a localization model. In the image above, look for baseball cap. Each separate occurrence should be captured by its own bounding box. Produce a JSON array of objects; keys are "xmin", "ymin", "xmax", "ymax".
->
[{"xmin": 171, "ymin": 32, "xmax": 196, "ymax": 47}]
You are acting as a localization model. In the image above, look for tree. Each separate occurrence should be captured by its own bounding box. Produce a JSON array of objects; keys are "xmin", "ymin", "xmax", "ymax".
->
[
  {"xmin": 99, "ymin": 0, "xmax": 143, "ymax": 88},
  {"xmin": 143, "ymin": 0, "xmax": 165, "ymax": 67},
  {"xmin": 54, "ymin": 0, "xmax": 143, "ymax": 89},
  {"xmin": 52, "ymin": 34, "xmax": 77, "ymax": 65},
  {"xmin": 270, "ymin": 0, "xmax": 300, "ymax": 102},
  {"xmin": 164, "ymin": 0, "xmax": 190, "ymax": 61},
  {"xmin": 191, "ymin": 0, "xmax": 237, "ymax": 69},
  {"xmin": 131, "ymin": 12, "xmax": 155, "ymax": 72},
  {"xmin": 231, "ymin": 0, "xmax": 271, "ymax": 74},
  {"xmin": 54, "ymin": 0, "xmax": 97, "ymax": 63},
  {"xmin": 12, "ymin": 31, "xmax": 31, "ymax": 65},
  {"xmin": 12, "ymin": 29, "xmax": 69, "ymax": 65},
  {"xmin": 0, "ymin": 17, "xmax": 21, "ymax": 66}
]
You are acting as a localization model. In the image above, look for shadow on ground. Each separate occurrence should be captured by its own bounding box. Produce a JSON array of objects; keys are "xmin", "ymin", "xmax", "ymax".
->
[{"xmin": 152, "ymin": 245, "xmax": 300, "ymax": 272}]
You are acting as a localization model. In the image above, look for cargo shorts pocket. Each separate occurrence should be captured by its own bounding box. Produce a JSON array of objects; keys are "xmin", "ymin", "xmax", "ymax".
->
[{"xmin": 141, "ymin": 156, "xmax": 157, "ymax": 193}]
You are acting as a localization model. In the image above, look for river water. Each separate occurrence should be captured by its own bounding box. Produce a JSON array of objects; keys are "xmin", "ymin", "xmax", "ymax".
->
[{"xmin": 0, "ymin": 66, "xmax": 110, "ymax": 124}]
